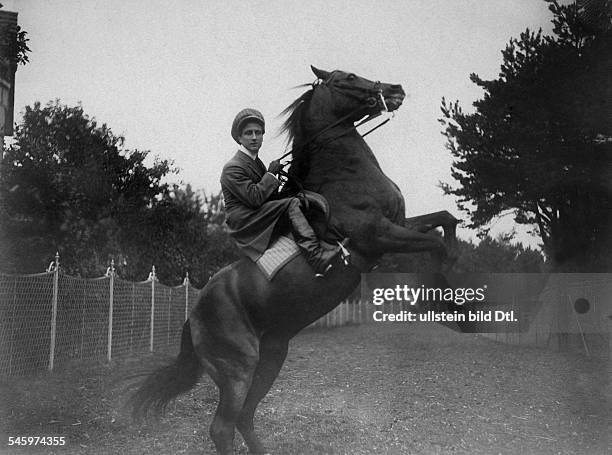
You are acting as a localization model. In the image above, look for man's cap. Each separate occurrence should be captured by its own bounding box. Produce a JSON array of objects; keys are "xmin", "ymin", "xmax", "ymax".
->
[{"xmin": 231, "ymin": 108, "xmax": 265, "ymax": 143}]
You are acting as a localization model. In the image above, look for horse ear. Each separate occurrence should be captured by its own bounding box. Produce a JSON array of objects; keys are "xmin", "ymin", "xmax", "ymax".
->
[{"xmin": 311, "ymin": 65, "xmax": 331, "ymax": 81}]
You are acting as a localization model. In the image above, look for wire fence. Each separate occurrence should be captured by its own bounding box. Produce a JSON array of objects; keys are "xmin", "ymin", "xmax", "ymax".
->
[
  {"xmin": 9, "ymin": 257, "xmax": 607, "ymax": 377},
  {"xmin": 0, "ymin": 257, "xmax": 201, "ymax": 376},
  {"xmin": 0, "ymin": 256, "xmax": 374, "ymax": 377}
]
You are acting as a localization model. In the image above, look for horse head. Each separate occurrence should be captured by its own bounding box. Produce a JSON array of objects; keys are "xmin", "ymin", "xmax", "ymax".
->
[
  {"xmin": 310, "ymin": 65, "xmax": 405, "ymax": 124},
  {"xmin": 280, "ymin": 66, "xmax": 406, "ymax": 161}
]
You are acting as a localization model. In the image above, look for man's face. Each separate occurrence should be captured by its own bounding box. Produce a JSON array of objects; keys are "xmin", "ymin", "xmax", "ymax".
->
[{"xmin": 238, "ymin": 122, "xmax": 264, "ymax": 153}]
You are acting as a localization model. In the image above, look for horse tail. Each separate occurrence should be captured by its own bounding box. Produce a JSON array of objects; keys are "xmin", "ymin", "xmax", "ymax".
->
[{"xmin": 130, "ymin": 319, "xmax": 202, "ymax": 419}]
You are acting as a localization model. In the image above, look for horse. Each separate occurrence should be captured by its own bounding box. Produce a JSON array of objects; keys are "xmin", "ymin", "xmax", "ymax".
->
[{"xmin": 130, "ymin": 65, "xmax": 459, "ymax": 455}]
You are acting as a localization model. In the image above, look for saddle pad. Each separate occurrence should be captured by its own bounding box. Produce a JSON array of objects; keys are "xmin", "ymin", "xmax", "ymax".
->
[{"xmin": 256, "ymin": 235, "xmax": 301, "ymax": 280}]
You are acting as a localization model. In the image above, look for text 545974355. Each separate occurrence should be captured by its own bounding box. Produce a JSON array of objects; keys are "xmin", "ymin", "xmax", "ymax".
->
[{"xmin": 8, "ymin": 436, "xmax": 66, "ymax": 446}]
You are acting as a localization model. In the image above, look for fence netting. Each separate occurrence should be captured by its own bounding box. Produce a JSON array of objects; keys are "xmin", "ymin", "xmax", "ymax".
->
[
  {"xmin": 0, "ymin": 273, "xmax": 54, "ymax": 375},
  {"xmin": 152, "ymin": 282, "xmax": 189, "ymax": 353},
  {"xmin": 54, "ymin": 274, "xmax": 109, "ymax": 368}
]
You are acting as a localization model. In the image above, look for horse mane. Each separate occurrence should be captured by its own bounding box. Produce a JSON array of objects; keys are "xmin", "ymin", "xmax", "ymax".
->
[
  {"xmin": 279, "ymin": 86, "xmax": 314, "ymax": 152},
  {"xmin": 278, "ymin": 86, "xmax": 316, "ymax": 191}
]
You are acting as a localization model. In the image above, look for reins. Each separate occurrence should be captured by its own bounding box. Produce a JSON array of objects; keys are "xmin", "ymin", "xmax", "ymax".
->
[
  {"xmin": 360, "ymin": 113, "xmax": 393, "ymax": 138},
  {"xmin": 276, "ymin": 105, "xmax": 360, "ymax": 162},
  {"xmin": 275, "ymin": 111, "xmax": 393, "ymax": 193}
]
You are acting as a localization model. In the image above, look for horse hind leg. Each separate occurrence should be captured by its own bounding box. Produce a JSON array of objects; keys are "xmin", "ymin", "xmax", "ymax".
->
[
  {"xmin": 405, "ymin": 210, "xmax": 458, "ymax": 238},
  {"xmin": 404, "ymin": 210, "xmax": 460, "ymax": 268},
  {"xmin": 209, "ymin": 356, "xmax": 258, "ymax": 455},
  {"xmin": 236, "ymin": 334, "xmax": 289, "ymax": 455},
  {"xmin": 189, "ymin": 288, "xmax": 260, "ymax": 454}
]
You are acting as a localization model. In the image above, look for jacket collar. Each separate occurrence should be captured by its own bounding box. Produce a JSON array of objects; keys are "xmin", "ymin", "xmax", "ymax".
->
[
  {"xmin": 234, "ymin": 149, "xmax": 266, "ymax": 175},
  {"xmin": 238, "ymin": 144, "xmax": 258, "ymax": 160}
]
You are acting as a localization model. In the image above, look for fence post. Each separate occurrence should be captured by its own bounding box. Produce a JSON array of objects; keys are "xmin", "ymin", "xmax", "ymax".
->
[
  {"xmin": 80, "ymin": 286, "xmax": 86, "ymax": 360},
  {"xmin": 149, "ymin": 266, "xmax": 157, "ymax": 352},
  {"xmin": 345, "ymin": 300, "xmax": 349, "ymax": 325},
  {"xmin": 9, "ymin": 276, "xmax": 17, "ymax": 375},
  {"xmin": 167, "ymin": 289, "xmax": 171, "ymax": 347},
  {"xmin": 359, "ymin": 300, "xmax": 364, "ymax": 324},
  {"xmin": 183, "ymin": 272, "xmax": 190, "ymax": 322},
  {"xmin": 106, "ymin": 260, "xmax": 115, "ymax": 362},
  {"xmin": 129, "ymin": 282, "xmax": 135, "ymax": 354},
  {"xmin": 48, "ymin": 252, "xmax": 59, "ymax": 372}
]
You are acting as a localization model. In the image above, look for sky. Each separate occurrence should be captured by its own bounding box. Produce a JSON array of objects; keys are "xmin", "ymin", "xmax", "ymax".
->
[{"xmin": 3, "ymin": 0, "xmax": 556, "ymax": 246}]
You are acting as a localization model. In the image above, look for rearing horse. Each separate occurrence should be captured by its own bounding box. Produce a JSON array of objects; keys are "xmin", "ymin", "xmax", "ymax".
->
[{"xmin": 131, "ymin": 66, "xmax": 459, "ymax": 455}]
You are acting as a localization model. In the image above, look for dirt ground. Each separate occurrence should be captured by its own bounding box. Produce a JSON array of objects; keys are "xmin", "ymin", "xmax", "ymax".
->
[{"xmin": 1, "ymin": 322, "xmax": 611, "ymax": 455}]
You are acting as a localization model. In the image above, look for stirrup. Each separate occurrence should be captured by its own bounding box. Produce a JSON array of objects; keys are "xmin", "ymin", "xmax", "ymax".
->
[
  {"xmin": 314, "ymin": 239, "xmax": 350, "ymax": 277},
  {"xmin": 315, "ymin": 263, "xmax": 333, "ymax": 278},
  {"xmin": 337, "ymin": 239, "xmax": 350, "ymax": 265}
]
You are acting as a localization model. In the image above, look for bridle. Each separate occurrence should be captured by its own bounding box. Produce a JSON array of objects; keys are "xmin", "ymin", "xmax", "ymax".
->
[
  {"xmin": 328, "ymin": 78, "xmax": 389, "ymax": 112},
  {"xmin": 277, "ymin": 77, "xmax": 395, "ymax": 164}
]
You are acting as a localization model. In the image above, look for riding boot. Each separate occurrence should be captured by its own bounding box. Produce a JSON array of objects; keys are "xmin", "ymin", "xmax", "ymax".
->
[{"xmin": 287, "ymin": 198, "xmax": 340, "ymax": 276}]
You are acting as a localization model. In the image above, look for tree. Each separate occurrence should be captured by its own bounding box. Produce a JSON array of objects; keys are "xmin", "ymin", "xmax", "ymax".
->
[
  {"xmin": 378, "ymin": 235, "xmax": 544, "ymax": 273},
  {"xmin": 0, "ymin": 101, "xmax": 172, "ymax": 275},
  {"xmin": 0, "ymin": 3, "xmax": 30, "ymax": 66},
  {"xmin": 439, "ymin": 0, "xmax": 612, "ymax": 271},
  {"xmin": 0, "ymin": 100, "xmax": 241, "ymax": 284},
  {"xmin": 117, "ymin": 186, "xmax": 239, "ymax": 287},
  {"xmin": 453, "ymin": 235, "xmax": 544, "ymax": 273}
]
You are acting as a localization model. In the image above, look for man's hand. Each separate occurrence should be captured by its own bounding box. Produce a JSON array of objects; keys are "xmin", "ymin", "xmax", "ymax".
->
[{"xmin": 267, "ymin": 159, "xmax": 283, "ymax": 175}]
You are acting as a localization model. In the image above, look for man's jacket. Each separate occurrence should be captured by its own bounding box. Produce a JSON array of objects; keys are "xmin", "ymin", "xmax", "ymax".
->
[{"xmin": 220, "ymin": 151, "xmax": 293, "ymax": 261}]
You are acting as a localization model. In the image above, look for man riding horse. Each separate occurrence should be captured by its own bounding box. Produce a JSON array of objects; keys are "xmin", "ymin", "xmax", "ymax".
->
[
  {"xmin": 220, "ymin": 108, "xmax": 341, "ymax": 276},
  {"xmin": 132, "ymin": 67, "xmax": 459, "ymax": 455}
]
